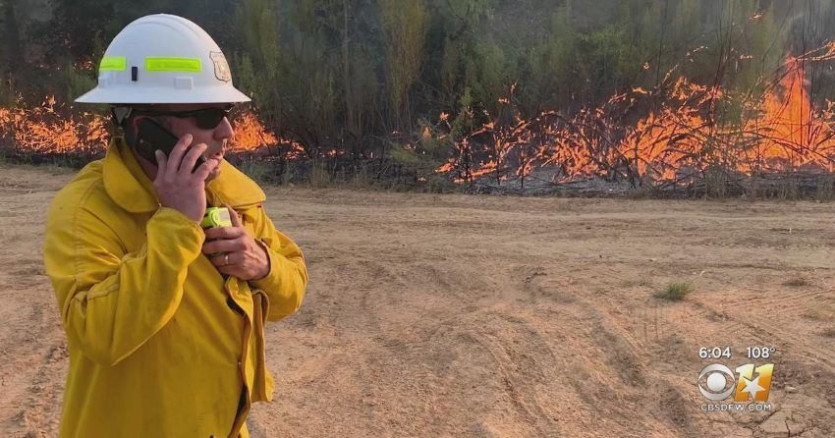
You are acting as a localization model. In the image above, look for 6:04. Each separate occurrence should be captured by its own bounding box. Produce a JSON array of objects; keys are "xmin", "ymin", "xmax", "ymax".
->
[{"xmin": 699, "ymin": 346, "xmax": 732, "ymax": 359}]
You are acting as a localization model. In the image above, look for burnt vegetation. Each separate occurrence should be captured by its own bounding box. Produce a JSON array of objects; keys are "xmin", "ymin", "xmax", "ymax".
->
[{"xmin": 2, "ymin": 0, "xmax": 835, "ymax": 197}]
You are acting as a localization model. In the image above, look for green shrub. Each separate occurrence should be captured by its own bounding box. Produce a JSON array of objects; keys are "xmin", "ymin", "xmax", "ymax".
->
[{"xmin": 654, "ymin": 282, "xmax": 694, "ymax": 301}]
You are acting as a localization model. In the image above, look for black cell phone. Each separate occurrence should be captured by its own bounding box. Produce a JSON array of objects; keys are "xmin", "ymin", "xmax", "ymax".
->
[{"xmin": 135, "ymin": 118, "xmax": 206, "ymax": 172}]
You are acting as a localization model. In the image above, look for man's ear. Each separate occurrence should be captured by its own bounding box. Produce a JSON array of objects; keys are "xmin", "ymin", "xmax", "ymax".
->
[{"xmin": 123, "ymin": 115, "xmax": 144, "ymax": 148}]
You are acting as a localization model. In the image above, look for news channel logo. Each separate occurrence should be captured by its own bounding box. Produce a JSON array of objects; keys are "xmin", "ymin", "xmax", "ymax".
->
[{"xmin": 697, "ymin": 363, "xmax": 775, "ymax": 411}]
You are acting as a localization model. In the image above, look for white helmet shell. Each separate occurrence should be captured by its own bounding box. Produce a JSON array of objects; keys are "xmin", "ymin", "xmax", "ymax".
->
[{"xmin": 76, "ymin": 14, "xmax": 251, "ymax": 104}]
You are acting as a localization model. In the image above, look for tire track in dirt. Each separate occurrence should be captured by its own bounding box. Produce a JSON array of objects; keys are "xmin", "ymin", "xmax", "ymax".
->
[
  {"xmin": 0, "ymin": 290, "xmax": 65, "ymax": 437},
  {"xmin": 717, "ymin": 287, "xmax": 833, "ymax": 319},
  {"xmin": 457, "ymin": 312, "xmax": 562, "ymax": 437},
  {"xmin": 425, "ymin": 305, "xmax": 619, "ymax": 436},
  {"xmin": 15, "ymin": 341, "xmax": 67, "ymax": 437},
  {"xmin": 510, "ymin": 262, "xmax": 766, "ymax": 437},
  {"xmin": 498, "ymin": 264, "xmax": 711, "ymax": 437},
  {"xmin": 333, "ymin": 255, "xmax": 583, "ymax": 436}
]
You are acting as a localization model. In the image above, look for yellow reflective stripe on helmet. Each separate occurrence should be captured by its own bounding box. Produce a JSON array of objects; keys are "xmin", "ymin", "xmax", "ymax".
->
[
  {"xmin": 145, "ymin": 57, "xmax": 202, "ymax": 73},
  {"xmin": 99, "ymin": 56, "xmax": 127, "ymax": 71}
]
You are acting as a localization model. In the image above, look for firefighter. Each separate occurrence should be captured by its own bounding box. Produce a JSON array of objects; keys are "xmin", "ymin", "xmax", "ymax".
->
[{"xmin": 43, "ymin": 13, "xmax": 307, "ymax": 438}]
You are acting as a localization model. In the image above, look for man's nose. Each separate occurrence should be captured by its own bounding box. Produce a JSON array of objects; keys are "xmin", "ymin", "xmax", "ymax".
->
[{"xmin": 213, "ymin": 117, "xmax": 235, "ymax": 146}]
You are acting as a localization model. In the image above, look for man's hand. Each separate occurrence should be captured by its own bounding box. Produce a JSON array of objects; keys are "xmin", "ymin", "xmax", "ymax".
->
[
  {"xmin": 202, "ymin": 204, "xmax": 270, "ymax": 280},
  {"xmin": 153, "ymin": 133, "xmax": 219, "ymax": 223}
]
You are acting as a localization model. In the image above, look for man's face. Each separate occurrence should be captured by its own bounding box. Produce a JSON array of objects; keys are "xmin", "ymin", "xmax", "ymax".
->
[{"xmin": 141, "ymin": 103, "xmax": 235, "ymax": 181}]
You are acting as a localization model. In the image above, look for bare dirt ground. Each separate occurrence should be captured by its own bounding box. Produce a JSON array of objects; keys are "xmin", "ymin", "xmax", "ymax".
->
[{"xmin": 0, "ymin": 162, "xmax": 833, "ymax": 438}]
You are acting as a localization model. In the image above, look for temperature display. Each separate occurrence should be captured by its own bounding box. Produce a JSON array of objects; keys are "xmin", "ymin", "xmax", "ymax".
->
[{"xmin": 745, "ymin": 346, "xmax": 775, "ymax": 360}]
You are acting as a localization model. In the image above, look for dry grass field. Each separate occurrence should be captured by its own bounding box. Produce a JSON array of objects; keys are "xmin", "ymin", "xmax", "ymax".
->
[{"xmin": 0, "ymin": 162, "xmax": 833, "ymax": 437}]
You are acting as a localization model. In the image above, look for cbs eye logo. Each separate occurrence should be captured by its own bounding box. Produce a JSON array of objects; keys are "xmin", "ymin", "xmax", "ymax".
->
[{"xmin": 698, "ymin": 363, "xmax": 774, "ymax": 402}]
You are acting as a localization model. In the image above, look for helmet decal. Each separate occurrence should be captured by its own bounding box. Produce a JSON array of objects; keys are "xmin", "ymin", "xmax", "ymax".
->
[
  {"xmin": 210, "ymin": 52, "xmax": 232, "ymax": 83},
  {"xmin": 100, "ymin": 56, "xmax": 127, "ymax": 72}
]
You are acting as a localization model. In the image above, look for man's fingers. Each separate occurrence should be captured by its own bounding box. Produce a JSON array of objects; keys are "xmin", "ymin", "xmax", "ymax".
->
[
  {"xmin": 193, "ymin": 156, "xmax": 219, "ymax": 181},
  {"xmin": 223, "ymin": 203, "xmax": 242, "ymax": 227},
  {"xmin": 204, "ymin": 225, "xmax": 244, "ymax": 240},
  {"xmin": 211, "ymin": 252, "xmax": 236, "ymax": 268},
  {"xmin": 203, "ymin": 238, "xmax": 245, "ymax": 255},
  {"xmin": 164, "ymin": 133, "xmax": 193, "ymax": 180},
  {"xmin": 179, "ymin": 142, "xmax": 208, "ymax": 175},
  {"xmin": 153, "ymin": 150, "xmax": 167, "ymax": 184}
]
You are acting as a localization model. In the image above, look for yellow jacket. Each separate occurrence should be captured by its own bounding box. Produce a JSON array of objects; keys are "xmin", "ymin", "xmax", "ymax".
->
[{"xmin": 43, "ymin": 138, "xmax": 307, "ymax": 438}]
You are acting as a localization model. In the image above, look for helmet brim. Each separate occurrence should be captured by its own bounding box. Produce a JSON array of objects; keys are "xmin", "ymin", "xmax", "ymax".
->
[{"xmin": 75, "ymin": 85, "xmax": 251, "ymax": 104}]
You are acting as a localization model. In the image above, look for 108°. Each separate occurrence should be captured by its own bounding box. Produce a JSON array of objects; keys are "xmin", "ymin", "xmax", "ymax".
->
[{"xmin": 745, "ymin": 346, "xmax": 775, "ymax": 359}]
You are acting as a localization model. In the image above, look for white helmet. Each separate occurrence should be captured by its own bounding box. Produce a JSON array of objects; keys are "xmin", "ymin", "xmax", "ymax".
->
[{"xmin": 76, "ymin": 14, "xmax": 250, "ymax": 104}]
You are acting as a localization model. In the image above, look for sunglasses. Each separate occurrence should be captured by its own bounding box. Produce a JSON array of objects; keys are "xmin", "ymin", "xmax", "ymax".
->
[{"xmin": 134, "ymin": 106, "xmax": 234, "ymax": 130}]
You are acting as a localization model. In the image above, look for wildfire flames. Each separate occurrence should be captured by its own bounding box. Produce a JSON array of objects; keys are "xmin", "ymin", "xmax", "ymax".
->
[
  {"xmin": 225, "ymin": 111, "xmax": 306, "ymax": 159},
  {"xmin": 0, "ymin": 96, "xmax": 108, "ymax": 155},
  {"xmin": 0, "ymin": 99, "xmax": 289, "ymax": 158},
  {"xmin": 2, "ymin": 44, "xmax": 835, "ymax": 188},
  {"xmin": 436, "ymin": 44, "xmax": 835, "ymax": 186}
]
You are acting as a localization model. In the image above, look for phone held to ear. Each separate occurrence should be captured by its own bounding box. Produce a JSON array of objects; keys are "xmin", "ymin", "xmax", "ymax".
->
[{"xmin": 135, "ymin": 118, "xmax": 207, "ymax": 172}]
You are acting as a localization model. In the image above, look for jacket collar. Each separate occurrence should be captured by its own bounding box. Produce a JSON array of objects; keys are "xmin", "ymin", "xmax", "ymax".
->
[{"xmin": 102, "ymin": 137, "xmax": 266, "ymax": 213}]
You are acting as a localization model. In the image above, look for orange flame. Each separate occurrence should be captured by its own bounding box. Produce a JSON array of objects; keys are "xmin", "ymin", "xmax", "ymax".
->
[
  {"xmin": 0, "ymin": 99, "xmax": 302, "ymax": 159},
  {"xmin": 0, "ymin": 97, "xmax": 108, "ymax": 155},
  {"xmin": 740, "ymin": 58, "xmax": 835, "ymax": 172},
  {"xmin": 227, "ymin": 111, "xmax": 278, "ymax": 153},
  {"xmin": 437, "ymin": 52, "xmax": 835, "ymax": 186}
]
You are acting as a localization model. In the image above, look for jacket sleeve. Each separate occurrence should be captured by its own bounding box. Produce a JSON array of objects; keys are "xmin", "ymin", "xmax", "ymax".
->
[
  {"xmin": 247, "ymin": 206, "xmax": 308, "ymax": 321},
  {"xmin": 43, "ymin": 205, "xmax": 205, "ymax": 366}
]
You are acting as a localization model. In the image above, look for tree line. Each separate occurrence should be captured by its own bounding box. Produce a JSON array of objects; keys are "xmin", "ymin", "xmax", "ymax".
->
[{"xmin": 2, "ymin": 0, "xmax": 835, "ymax": 165}]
